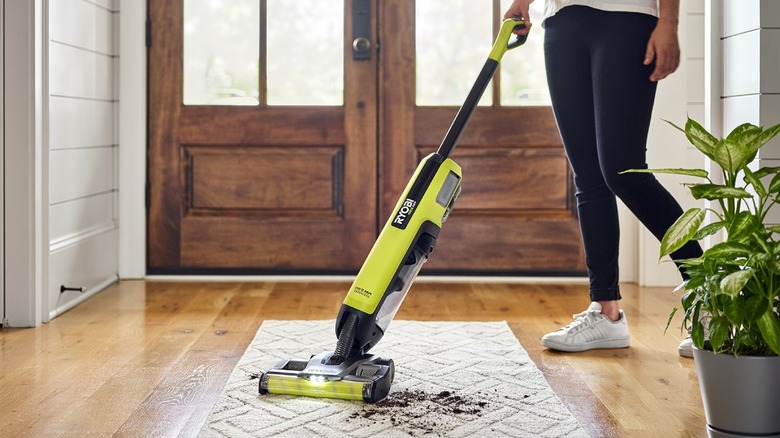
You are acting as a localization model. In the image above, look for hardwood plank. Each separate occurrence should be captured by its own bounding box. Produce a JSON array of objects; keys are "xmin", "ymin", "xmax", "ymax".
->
[{"xmin": 0, "ymin": 280, "xmax": 707, "ymax": 437}]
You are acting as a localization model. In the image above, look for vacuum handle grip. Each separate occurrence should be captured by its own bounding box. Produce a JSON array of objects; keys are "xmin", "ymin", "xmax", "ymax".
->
[{"xmin": 489, "ymin": 18, "xmax": 528, "ymax": 61}]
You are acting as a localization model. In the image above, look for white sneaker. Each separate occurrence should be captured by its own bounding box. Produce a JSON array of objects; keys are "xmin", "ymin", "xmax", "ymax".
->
[
  {"xmin": 541, "ymin": 302, "xmax": 630, "ymax": 352},
  {"xmin": 678, "ymin": 337, "xmax": 694, "ymax": 358}
]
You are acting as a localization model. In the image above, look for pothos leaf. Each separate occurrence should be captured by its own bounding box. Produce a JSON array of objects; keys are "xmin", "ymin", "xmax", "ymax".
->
[
  {"xmin": 708, "ymin": 316, "xmax": 730, "ymax": 352},
  {"xmin": 757, "ymin": 309, "xmax": 780, "ymax": 355}
]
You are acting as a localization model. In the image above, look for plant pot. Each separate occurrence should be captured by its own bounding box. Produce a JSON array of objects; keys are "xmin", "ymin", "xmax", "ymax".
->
[{"xmin": 692, "ymin": 346, "xmax": 780, "ymax": 438}]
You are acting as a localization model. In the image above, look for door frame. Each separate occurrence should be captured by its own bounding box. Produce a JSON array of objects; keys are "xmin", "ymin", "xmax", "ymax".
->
[
  {"xmin": 3, "ymin": 0, "xmax": 48, "ymax": 327},
  {"xmin": 118, "ymin": 0, "xmax": 147, "ymax": 279},
  {"xmin": 1, "ymin": 0, "xmax": 5, "ymax": 324}
]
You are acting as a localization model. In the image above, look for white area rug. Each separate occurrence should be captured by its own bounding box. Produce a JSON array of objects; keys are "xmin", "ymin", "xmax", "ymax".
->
[{"xmin": 199, "ymin": 320, "xmax": 587, "ymax": 437}]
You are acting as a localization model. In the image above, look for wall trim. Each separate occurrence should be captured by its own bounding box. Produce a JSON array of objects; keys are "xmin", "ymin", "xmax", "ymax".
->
[{"xmin": 50, "ymin": 222, "xmax": 118, "ymax": 253}]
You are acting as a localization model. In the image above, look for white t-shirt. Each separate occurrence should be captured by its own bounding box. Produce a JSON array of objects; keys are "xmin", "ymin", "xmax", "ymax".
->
[{"xmin": 543, "ymin": 0, "xmax": 659, "ymax": 23}]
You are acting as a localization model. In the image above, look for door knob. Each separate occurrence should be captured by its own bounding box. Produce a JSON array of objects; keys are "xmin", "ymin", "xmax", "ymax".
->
[{"xmin": 353, "ymin": 37, "xmax": 371, "ymax": 54}]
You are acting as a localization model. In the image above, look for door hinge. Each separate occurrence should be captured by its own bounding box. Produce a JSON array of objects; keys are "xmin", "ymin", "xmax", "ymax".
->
[{"xmin": 146, "ymin": 19, "xmax": 152, "ymax": 48}]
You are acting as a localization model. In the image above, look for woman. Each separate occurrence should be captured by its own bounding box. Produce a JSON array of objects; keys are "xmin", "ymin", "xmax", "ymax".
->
[{"xmin": 504, "ymin": 0, "xmax": 703, "ymax": 356}]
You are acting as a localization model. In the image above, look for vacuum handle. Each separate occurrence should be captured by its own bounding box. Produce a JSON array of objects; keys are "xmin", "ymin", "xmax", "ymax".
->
[
  {"xmin": 489, "ymin": 18, "xmax": 528, "ymax": 62},
  {"xmin": 436, "ymin": 18, "xmax": 529, "ymax": 159}
]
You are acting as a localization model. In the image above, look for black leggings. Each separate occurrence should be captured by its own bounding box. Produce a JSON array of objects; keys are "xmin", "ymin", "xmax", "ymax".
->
[{"xmin": 543, "ymin": 6, "xmax": 702, "ymax": 301}]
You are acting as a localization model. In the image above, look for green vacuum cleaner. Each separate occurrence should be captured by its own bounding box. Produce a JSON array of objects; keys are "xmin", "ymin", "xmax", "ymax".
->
[{"xmin": 258, "ymin": 18, "xmax": 527, "ymax": 403}]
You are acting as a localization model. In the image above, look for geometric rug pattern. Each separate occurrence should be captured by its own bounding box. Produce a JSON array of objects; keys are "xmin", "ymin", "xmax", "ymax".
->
[{"xmin": 199, "ymin": 320, "xmax": 587, "ymax": 437}]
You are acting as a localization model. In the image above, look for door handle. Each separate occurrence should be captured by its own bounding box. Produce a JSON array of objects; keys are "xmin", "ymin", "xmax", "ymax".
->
[
  {"xmin": 352, "ymin": 0, "xmax": 371, "ymax": 60},
  {"xmin": 353, "ymin": 37, "xmax": 371, "ymax": 54}
]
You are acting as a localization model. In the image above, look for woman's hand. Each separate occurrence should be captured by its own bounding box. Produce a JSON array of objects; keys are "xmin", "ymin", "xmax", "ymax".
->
[
  {"xmin": 503, "ymin": 0, "xmax": 533, "ymax": 35},
  {"xmin": 644, "ymin": 20, "xmax": 680, "ymax": 81}
]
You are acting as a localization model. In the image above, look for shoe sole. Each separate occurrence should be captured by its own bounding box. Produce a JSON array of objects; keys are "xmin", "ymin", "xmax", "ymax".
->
[
  {"xmin": 541, "ymin": 337, "xmax": 630, "ymax": 352},
  {"xmin": 678, "ymin": 346, "xmax": 693, "ymax": 358}
]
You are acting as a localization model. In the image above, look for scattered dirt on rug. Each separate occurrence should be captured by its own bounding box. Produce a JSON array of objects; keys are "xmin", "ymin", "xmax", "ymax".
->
[{"xmin": 347, "ymin": 389, "xmax": 491, "ymax": 436}]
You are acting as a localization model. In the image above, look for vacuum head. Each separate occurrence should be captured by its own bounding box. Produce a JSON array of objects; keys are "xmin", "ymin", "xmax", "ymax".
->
[{"xmin": 258, "ymin": 351, "xmax": 394, "ymax": 403}]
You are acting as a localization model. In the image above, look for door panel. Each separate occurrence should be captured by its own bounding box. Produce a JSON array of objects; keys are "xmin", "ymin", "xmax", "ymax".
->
[
  {"xmin": 379, "ymin": 0, "xmax": 585, "ymax": 273},
  {"xmin": 148, "ymin": 0, "xmax": 376, "ymax": 273}
]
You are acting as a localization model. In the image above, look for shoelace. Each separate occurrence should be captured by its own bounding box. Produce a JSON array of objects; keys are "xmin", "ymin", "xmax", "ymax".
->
[{"xmin": 562, "ymin": 309, "xmax": 600, "ymax": 333}]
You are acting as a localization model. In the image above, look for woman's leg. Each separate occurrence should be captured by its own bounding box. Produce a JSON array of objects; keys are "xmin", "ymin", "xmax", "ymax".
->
[
  {"xmin": 539, "ymin": 7, "xmax": 630, "ymax": 352},
  {"xmin": 544, "ymin": 7, "xmax": 622, "ymax": 305},
  {"xmin": 587, "ymin": 11, "xmax": 704, "ymax": 264}
]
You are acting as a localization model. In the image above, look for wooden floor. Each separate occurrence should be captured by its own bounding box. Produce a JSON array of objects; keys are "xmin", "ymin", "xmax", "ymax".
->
[{"xmin": 0, "ymin": 280, "xmax": 706, "ymax": 437}]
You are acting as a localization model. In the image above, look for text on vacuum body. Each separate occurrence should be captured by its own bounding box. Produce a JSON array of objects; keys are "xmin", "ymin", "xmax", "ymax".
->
[{"xmin": 393, "ymin": 198, "xmax": 417, "ymax": 228}]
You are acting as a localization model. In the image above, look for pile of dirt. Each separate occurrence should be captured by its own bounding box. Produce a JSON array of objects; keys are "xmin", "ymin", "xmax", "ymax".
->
[{"xmin": 347, "ymin": 389, "xmax": 490, "ymax": 436}]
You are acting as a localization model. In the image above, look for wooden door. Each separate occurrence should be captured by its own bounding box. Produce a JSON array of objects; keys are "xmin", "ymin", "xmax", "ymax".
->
[
  {"xmin": 148, "ymin": 0, "xmax": 377, "ymax": 273},
  {"xmin": 148, "ymin": 0, "xmax": 585, "ymax": 275},
  {"xmin": 379, "ymin": 1, "xmax": 585, "ymax": 274}
]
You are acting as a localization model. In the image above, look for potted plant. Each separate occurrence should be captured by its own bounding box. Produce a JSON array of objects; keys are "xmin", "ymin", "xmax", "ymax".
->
[{"xmin": 627, "ymin": 118, "xmax": 780, "ymax": 438}]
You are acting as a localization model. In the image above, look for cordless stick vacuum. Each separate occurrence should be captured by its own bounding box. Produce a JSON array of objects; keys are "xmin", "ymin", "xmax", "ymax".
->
[{"xmin": 259, "ymin": 18, "xmax": 527, "ymax": 403}]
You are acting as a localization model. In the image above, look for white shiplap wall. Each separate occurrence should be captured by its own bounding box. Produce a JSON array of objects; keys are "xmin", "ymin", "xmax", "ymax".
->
[
  {"xmin": 47, "ymin": 0, "xmax": 119, "ymax": 318},
  {"xmin": 722, "ymin": 0, "xmax": 780, "ymax": 224}
]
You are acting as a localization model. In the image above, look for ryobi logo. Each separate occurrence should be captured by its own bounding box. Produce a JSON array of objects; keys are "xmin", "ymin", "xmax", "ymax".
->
[{"xmin": 392, "ymin": 198, "xmax": 417, "ymax": 229}]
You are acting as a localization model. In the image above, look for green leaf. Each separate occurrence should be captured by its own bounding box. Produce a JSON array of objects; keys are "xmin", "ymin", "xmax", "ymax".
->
[
  {"xmin": 727, "ymin": 122, "xmax": 760, "ymax": 141},
  {"xmin": 691, "ymin": 321, "xmax": 706, "ymax": 349},
  {"xmin": 684, "ymin": 275, "xmax": 705, "ymax": 290},
  {"xmin": 708, "ymin": 316, "xmax": 730, "ymax": 352},
  {"xmin": 620, "ymin": 168, "xmax": 709, "ymax": 178},
  {"xmin": 681, "ymin": 290, "xmax": 697, "ymax": 310},
  {"xmin": 692, "ymin": 221, "xmax": 725, "ymax": 240},
  {"xmin": 733, "ymin": 332, "xmax": 757, "ymax": 354},
  {"xmin": 743, "ymin": 167, "xmax": 767, "ymax": 198},
  {"xmin": 724, "ymin": 295, "xmax": 745, "ymax": 326},
  {"xmin": 745, "ymin": 295, "xmax": 769, "ymax": 322},
  {"xmin": 756, "ymin": 308, "xmax": 780, "ymax": 355},
  {"xmin": 729, "ymin": 124, "xmax": 763, "ymax": 163},
  {"xmin": 689, "ymin": 184, "xmax": 751, "ymax": 200},
  {"xmin": 753, "ymin": 166, "xmax": 780, "ymax": 180},
  {"xmin": 769, "ymin": 173, "xmax": 780, "ymax": 194},
  {"xmin": 682, "ymin": 118, "xmax": 718, "ymax": 160},
  {"xmin": 665, "ymin": 307, "xmax": 678, "ymax": 333},
  {"xmin": 660, "ymin": 208, "xmax": 705, "ymax": 257},
  {"xmin": 768, "ymin": 224, "xmax": 780, "ymax": 234},
  {"xmin": 713, "ymin": 139, "xmax": 752, "ymax": 173},
  {"xmin": 719, "ymin": 268, "xmax": 753, "ymax": 297},
  {"xmin": 702, "ymin": 241, "xmax": 751, "ymax": 259},
  {"xmin": 728, "ymin": 211, "xmax": 758, "ymax": 242},
  {"xmin": 746, "ymin": 123, "xmax": 780, "ymax": 158}
]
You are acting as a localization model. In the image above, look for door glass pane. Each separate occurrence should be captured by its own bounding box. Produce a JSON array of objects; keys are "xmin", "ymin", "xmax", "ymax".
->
[
  {"xmin": 416, "ymin": 0, "xmax": 493, "ymax": 106},
  {"xmin": 183, "ymin": 0, "xmax": 260, "ymax": 106},
  {"xmin": 500, "ymin": 0, "xmax": 550, "ymax": 106},
  {"xmin": 267, "ymin": 0, "xmax": 344, "ymax": 106}
]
